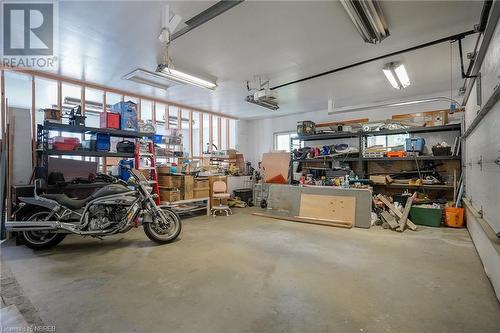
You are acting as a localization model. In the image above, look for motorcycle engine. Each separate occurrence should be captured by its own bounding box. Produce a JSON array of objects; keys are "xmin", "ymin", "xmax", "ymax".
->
[{"xmin": 88, "ymin": 205, "xmax": 128, "ymax": 231}]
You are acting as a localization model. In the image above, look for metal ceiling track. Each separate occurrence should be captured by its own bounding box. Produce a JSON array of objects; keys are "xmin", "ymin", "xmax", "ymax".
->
[
  {"xmin": 271, "ymin": 29, "xmax": 477, "ymax": 90},
  {"xmin": 171, "ymin": 0, "xmax": 245, "ymax": 42}
]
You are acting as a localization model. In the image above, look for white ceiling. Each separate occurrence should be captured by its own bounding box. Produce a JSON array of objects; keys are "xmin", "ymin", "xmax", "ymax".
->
[{"xmin": 49, "ymin": 0, "xmax": 482, "ymax": 119}]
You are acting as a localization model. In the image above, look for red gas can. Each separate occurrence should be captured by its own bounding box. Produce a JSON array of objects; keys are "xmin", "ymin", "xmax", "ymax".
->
[{"xmin": 100, "ymin": 112, "xmax": 120, "ymax": 129}]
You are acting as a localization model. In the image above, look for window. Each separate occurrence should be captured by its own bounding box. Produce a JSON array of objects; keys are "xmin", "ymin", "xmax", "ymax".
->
[
  {"xmin": 366, "ymin": 133, "xmax": 409, "ymax": 148},
  {"xmin": 273, "ymin": 131, "xmax": 298, "ymax": 152}
]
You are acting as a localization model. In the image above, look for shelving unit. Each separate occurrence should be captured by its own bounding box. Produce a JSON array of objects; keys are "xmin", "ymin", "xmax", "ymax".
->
[
  {"xmin": 37, "ymin": 121, "xmax": 155, "ymax": 177},
  {"xmin": 290, "ymin": 123, "xmax": 462, "ymax": 197}
]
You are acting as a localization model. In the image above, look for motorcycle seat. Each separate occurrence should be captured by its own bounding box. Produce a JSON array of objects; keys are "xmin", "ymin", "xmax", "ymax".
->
[{"xmin": 40, "ymin": 194, "xmax": 92, "ymax": 209}]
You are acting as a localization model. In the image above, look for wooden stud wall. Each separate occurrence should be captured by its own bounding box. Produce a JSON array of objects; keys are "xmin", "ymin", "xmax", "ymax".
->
[{"xmin": 0, "ymin": 69, "xmax": 235, "ymax": 173}]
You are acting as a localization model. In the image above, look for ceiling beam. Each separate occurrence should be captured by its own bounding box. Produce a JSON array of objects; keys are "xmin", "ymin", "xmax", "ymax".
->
[{"xmin": 171, "ymin": 0, "xmax": 245, "ymax": 42}]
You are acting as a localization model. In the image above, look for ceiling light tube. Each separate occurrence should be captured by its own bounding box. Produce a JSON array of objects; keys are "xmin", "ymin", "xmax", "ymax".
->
[
  {"xmin": 340, "ymin": 0, "xmax": 390, "ymax": 44},
  {"xmin": 383, "ymin": 62, "xmax": 410, "ymax": 89},
  {"xmin": 156, "ymin": 64, "xmax": 217, "ymax": 90}
]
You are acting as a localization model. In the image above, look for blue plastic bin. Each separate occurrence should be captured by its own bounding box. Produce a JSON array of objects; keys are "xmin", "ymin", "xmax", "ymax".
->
[
  {"xmin": 91, "ymin": 133, "xmax": 110, "ymax": 151},
  {"xmin": 119, "ymin": 160, "xmax": 134, "ymax": 181},
  {"xmin": 154, "ymin": 134, "xmax": 163, "ymax": 144},
  {"xmin": 405, "ymin": 138, "xmax": 425, "ymax": 153}
]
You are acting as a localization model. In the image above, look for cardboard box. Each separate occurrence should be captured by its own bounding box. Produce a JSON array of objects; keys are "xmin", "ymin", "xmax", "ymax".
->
[
  {"xmin": 193, "ymin": 188, "xmax": 210, "ymax": 199},
  {"xmin": 370, "ymin": 175, "xmax": 389, "ymax": 184},
  {"xmin": 160, "ymin": 189, "xmax": 180, "ymax": 202},
  {"xmin": 158, "ymin": 175, "xmax": 182, "ymax": 188},
  {"xmin": 183, "ymin": 176, "xmax": 194, "ymax": 200},
  {"xmin": 194, "ymin": 178, "xmax": 209, "ymax": 189}
]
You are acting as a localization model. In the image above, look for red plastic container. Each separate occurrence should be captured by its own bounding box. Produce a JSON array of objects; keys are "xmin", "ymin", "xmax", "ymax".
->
[
  {"xmin": 100, "ymin": 112, "xmax": 120, "ymax": 129},
  {"xmin": 53, "ymin": 137, "xmax": 79, "ymax": 151}
]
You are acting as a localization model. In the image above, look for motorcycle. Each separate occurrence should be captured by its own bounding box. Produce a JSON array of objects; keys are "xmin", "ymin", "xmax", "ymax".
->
[{"xmin": 5, "ymin": 169, "xmax": 182, "ymax": 250}]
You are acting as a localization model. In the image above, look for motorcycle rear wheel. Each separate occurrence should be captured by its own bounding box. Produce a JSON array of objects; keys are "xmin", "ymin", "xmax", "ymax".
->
[
  {"xmin": 19, "ymin": 209, "xmax": 66, "ymax": 250},
  {"xmin": 143, "ymin": 208, "xmax": 182, "ymax": 244}
]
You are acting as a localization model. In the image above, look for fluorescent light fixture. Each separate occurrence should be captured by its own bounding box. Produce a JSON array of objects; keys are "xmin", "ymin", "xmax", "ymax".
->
[
  {"xmin": 156, "ymin": 64, "xmax": 217, "ymax": 90},
  {"xmin": 123, "ymin": 68, "xmax": 175, "ymax": 90},
  {"xmin": 383, "ymin": 62, "xmax": 410, "ymax": 89},
  {"xmin": 340, "ymin": 0, "xmax": 390, "ymax": 44},
  {"xmin": 328, "ymin": 96, "xmax": 462, "ymax": 115}
]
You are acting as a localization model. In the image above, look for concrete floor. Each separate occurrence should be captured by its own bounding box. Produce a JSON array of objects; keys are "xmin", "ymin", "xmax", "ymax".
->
[{"xmin": 1, "ymin": 207, "xmax": 500, "ymax": 333}]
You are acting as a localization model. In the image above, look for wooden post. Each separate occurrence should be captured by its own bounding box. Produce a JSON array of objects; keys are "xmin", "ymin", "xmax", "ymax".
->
[
  {"xmin": 189, "ymin": 111, "xmax": 193, "ymax": 157},
  {"xmin": 217, "ymin": 117, "xmax": 222, "ymax": 150},
  {"xmin": 209, "ymin": 114, "xmax": 213, "ymax": 152},
  {"xmin": 226, "ymin": 118, "xmax": 230, "ymax": 149},
  {"xmin": 199, "ymin": 113, "xmax": 203, "ymax": 155},
  {"xmin": 57, "ymin": 80, "xmax": 62, "ymax": 110},
  {"xmin": 165, "ymin": 105, "xmax": 169, "ymax": 130},
  {"xmin": 0, "ymin": 70, "xmax": 5, "ymax": 138},
  {"xmin": 31, "ymin": 75, "xmax": 36, "ymax": 167},
  {"xmin": 138, "ymin": 98, "xmax": 141, "ymax": 121},
  {"xmin": 102, "ymin": 90, "xmax": 107, "ymax": 172}
]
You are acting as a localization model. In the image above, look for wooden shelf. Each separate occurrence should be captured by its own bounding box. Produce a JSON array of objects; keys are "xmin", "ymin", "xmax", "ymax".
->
[
  {"xmin": 293, "ymin": 155, "xmax": 460, "ymax": 162},
  {"xmin": 373, "ymin": 183, "xmax": 454, "ymax": 190}
]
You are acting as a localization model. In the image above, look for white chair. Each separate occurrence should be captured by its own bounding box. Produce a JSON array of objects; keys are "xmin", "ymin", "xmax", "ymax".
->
[{"xmin": 210, "ymin": 180, "xmax": 232, "ymax": 216}]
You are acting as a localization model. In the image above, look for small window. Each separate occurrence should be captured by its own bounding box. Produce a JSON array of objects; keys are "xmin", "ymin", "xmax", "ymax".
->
[
  {"xmin": 367, "ymin": 133, "xmax": 409, "ymax": 149},
  {"xmin": 273, "ymin": 132, "xmax": 299, "ymax": 152}
]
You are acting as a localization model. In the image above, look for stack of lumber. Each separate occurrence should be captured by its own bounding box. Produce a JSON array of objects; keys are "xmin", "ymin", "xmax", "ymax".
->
[{"xmin": 376, "ymin": 193, "xmax": 418, "ymax": 232}]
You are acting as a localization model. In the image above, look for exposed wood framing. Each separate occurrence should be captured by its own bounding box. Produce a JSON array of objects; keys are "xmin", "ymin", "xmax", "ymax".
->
[
  {"xmin": 102, "ymin": 90, "xmax": 107, "ymax": 172},
  {"xmin": 217, "ymin": 117, "xmax": 222, "ymax": 149},
  {"xmin": 1, "ymin": 70, "xmax": 5, "ymax": 138},
  {"xmin": 31, "ymin": 75, "xmax": 36, "ymax": 167},
  {"xmin": 189, "ymin": 111, "xmax": 193, "ymax": 156},
  {"xmin": 137, "ymin": 98, "xmax": 142, "ymax": 121},
  {"xmin": 226, "ymin": 118, "xmax": 230, "ymax": 149},
  {"xmin": 199, "ymin": 112, "xmax": 203, "ymax": 156},
  {"xmin": 57, "ymin": 81, "xmax": 62, "ymax": 110},
  {"xmin": 0, "ymin": 67, "xmax": 237, "ymax": 119},
  {"xmin": 209, "ymin": 115, "xmax": 213, "ymax": 152}
]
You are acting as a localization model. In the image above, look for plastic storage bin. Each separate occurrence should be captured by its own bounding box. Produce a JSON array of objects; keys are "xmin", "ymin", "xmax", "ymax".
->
[
  {"xmin": 91, "ymin": 133, "xmax": 110, "ymax": 151},
  {"xmin": 111, "ymin": 101, "xmax": 138, "ymax": 132},
  {"xmin": 119, "ymin": 160, "xmax": 134, "ymax": 181},
  {"xmin": 100, "ymin": 112, "xmax": 120, "ymax": 129},
  {"xmin": 409, "ymin": 206, "xmax": 443, "ymax": 227},
  {"xmin": 405, "ymin": 138, "xmax": 425, "ymax": 153}
]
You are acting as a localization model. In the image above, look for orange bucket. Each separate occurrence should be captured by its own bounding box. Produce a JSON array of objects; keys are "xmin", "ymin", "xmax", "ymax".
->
[{"xmin": 444, "ymin": 207, "xmax": 465, "ymax": 228}]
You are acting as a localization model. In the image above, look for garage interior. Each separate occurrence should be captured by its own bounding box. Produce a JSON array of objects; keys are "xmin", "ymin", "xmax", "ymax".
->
[{"xmin": 1, "ymin": 1, "xmax": 500, "ymax": 332}]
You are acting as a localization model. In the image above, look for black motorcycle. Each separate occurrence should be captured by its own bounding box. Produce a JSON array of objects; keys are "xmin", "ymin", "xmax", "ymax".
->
[{"xmin": 6, "ymin": 169, "xmax": 182, "ymax": 249}]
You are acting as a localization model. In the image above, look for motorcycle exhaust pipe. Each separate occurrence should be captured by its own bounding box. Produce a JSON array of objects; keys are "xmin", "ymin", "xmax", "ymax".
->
[{"xmin": 5, "ymin": 221, "xmax": 59, "ymax": 231}]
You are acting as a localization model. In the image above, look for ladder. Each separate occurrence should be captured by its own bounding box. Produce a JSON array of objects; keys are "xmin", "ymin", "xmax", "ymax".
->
[{"xmin": 135, "ymin": 140, "xmax": 161, "ymax": 205}]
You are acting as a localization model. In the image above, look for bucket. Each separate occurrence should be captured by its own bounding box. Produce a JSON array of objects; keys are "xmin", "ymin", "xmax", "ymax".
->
[{"xmin": 444, "ymin": 207, "xmax": 465, "ymax": 228}]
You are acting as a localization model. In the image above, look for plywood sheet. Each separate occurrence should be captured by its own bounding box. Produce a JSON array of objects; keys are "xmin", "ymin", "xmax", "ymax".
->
[
  {"xmin": 261, "ymin": 152, "xmax": 290, "ymax": 184},
  {"xmin": 299, "ymin": 194, "xmax": 356, "ymax": 224}
]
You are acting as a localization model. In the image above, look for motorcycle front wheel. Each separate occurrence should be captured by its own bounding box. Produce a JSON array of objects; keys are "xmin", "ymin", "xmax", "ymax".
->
[{"xmin": 143, "ymin": 208, "xmax": 182, "ymax": 244}]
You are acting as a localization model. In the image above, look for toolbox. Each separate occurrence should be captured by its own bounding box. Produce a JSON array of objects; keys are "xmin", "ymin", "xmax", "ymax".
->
[
  {"xmin": 116, "ymin": 140, "xmax": 135, "ymax": 153},
  {"xmin": 111, "ymin": 101, "xmax": 138, "ymax": 132},
  {"xmin": 386, "ymin": 151, "xmax": 406, "ymax": 158},
  {"xmin": 91, "ymin": 133, "xmax": 111, "ymax": 151},
  {"xmin": 100, "ymin": 112, "xmax": 120, "ymax": 129},
  {"xmin": 53, "ymin": 136, "xmax": 80, "ymax": 151}
]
